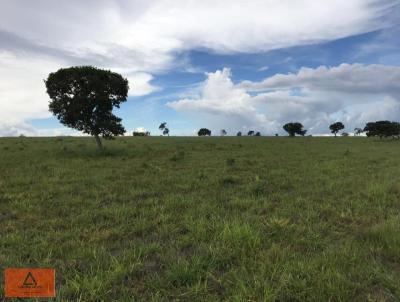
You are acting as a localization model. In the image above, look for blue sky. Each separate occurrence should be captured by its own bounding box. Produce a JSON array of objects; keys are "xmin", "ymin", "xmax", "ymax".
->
[
  {"xmin": 1, "ymin": 0, "xmax": 399, "ymax": 136},
  {"xmin": 118, "ymin": 29, "xmax": 400, "ymax": 136}
]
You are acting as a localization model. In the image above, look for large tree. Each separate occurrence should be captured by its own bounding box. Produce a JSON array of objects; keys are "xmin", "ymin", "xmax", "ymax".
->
[
  {"xmin": 198, "ymin": 128, "xmax": 211, "ymax": 136},
  {"xmin": 45, "ymin": 66, "xmax": 128, "ymax": 148},
  {"xmin": 364, "ymin": 121, "xmax": 400, "ymax": 139},
  {"xmin": 283, "ymin": 122, "xmax": 307, "ymax": 137},
  {"xmin": 329, "ymin": 122, "xmax": 345, "ymax": 137}
]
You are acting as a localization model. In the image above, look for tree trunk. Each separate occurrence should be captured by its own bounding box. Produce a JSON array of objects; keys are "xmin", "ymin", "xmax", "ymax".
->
[{"xmin": 94, "ymin": 135, "xmax": 102, "ymax": 149}]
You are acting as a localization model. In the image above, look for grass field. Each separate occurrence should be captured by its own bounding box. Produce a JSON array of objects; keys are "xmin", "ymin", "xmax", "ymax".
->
[{"xmin": 1, "ymin": 136, "xmax": 399, "ymax": 301}]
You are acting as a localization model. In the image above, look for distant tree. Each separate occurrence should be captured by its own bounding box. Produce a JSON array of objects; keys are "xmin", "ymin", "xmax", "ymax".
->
[
  {"xmin": 354, "ymin": 128, "xmax": 363, "ymax": 136},
  {"xmin": 159, "ymin": 122, "xmax": 170, "ymax": 136},
  {"xmin": 236, "ymin": 131, "xmax": 242, "ymax": 136},
  {"xmin": 220, "ymin": 129, "xmax": 227, "ymax": 136},
  {"xmin": 198, "ymin": 128, "xmax": 211, "ymax": 136},
  {"xmin": 283, "ymin": 122, "xmax": 306, "ymax": 137},
  {"xmin": 45, "ymin": 66, "xmax": 128, "ymax": 149},
  {"xmin": 364, "ymin": 121, "xmax": 400, "ymax": 139},
  {"xmin": 341, "ymin": 132, "xmax": 349, "ymax": 137},
  {"xmin": 247, "ymin": 130, "xmax": 255, "ymax": 136},
  {"xmin": 133, "ymin": 131, "xmax": 150, "ymax": 136},
  {"xmin": 255, "ymin": 132, "xmax": 261, "ymax": 136},
  {"xmin": 329, "ymin": 122, "xmax": 345, "ymax": 137},
  {"xmin": 133, "ymin": 128, "xmax": 150, "ymax": 136},
  {"xmin": 275, "ymin": 133, "xmax": 279, "ymax": 137}
]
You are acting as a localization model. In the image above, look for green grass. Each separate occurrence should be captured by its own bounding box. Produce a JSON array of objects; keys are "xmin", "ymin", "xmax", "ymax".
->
[{"xmin": 1, "ymin": 136, "xmax": 399, "ymax": 301}]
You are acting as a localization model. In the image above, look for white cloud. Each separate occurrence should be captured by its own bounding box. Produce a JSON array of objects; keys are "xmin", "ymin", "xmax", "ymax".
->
[
  {"xmin": 0, "ymin": 0, "xmax": 398, "ymax": 135},
  {"xmin": 2, "ymin": 0, "xmax": 394, "ymax": 54},
  {"xmin": 0, "ymin": 0, "xmax": 396, "ymax": 70},
  {"xmin": 0, "ymin": 51, "xmax": 63, "ymax": 136},
  {"xmin": 125, "ymin": 73, "xmax": 160, "ymax": 97},
  {"xmin": 239, "ymin": 63, "xmax": 400, "ymax": 96},
  {"xmin": 168, "ymin": 64, "xmax": 400, "ymax": 134},
  {"xmin": 258, "ymin": 66, "xmax": 270, "ymax": 72},
  {"xmin": 168, "ymin": 69, "xmax": 268, "ymax": 130}
]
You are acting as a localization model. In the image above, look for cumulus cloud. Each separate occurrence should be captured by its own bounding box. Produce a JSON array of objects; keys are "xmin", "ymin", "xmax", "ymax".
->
[
  {"xmin": 168, "ymin": 64, "xmax": 400, "ymax": 134},
  {"xmin": 239, "ymin": 63, "xmax": 400, "ymax": 96},
  {"xmin": 125, "ymin": 73, "xmax": 160, "ymax": 97},
  {"xmin": 0, "ymin": 51, "xmax": 62, "ymax": 136},
  {"xmin": 167, "ymin": 69, "xmax": 269, "ymax": 130},
  {"xmin": 2, "ymin": 0, "xmax": 396, "ymax": 54},
  {"xmin": 0, "ymin": 0, "xmax": 398, "ymax": 135}
]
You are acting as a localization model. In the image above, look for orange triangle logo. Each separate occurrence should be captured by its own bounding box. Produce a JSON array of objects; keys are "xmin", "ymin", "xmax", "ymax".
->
[{"xmin": 22, "ymin": 272, "xmax": 37, "ymax": 288}]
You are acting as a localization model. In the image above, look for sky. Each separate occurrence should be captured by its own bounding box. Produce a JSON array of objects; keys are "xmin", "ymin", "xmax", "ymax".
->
[{"xmin": 0, "ymin": 0, "xmax": 399, "ymax": 136}]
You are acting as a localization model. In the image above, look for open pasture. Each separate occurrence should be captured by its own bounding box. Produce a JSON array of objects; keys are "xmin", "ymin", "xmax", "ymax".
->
[{"xmin": 0, "ymin": 137, "xmax": 399, "ymax": 301}]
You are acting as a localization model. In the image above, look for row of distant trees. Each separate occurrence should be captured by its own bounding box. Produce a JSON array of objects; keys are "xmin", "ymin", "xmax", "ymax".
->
[
  {"xmin": 44, "ymin": 66, "xmax": 400, "ymax": 149},
  {"xmin": 195, "ymin": 121, "xmax": 400, "ymax": 138},
  {"xmin": 198, "ymin": 122, "xmax": 343, "ymax": 137},
  {"xmin": 196, "ymin": 123, "xmax": 305, "ymax": 137},
  {"xmin": 224, "ymin": 130, "xmax": 261, "ymax": 136}
]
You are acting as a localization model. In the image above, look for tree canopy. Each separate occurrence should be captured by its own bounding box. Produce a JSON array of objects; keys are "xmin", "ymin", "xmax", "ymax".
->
[
  {"xmin": 159, "ymin": 122, "xmax": 170, "ymax": 136},
  {"xmin": 283, "ymin": 122, "xmax": 307, "ymax": 137},
  {"xmin": 45, "ymin": 66, "xmax": 128, "ymax": 148},
  {"xmin": 198, "ymin": 128, "xmax": 211, "ymax": 136},
  {"xmin": 363, "ymin": 121, "xmax": 400, "ymax": 139},
  {"xmin": 329, "ymin": 122, "xmax": 345, "ymax": 137}
]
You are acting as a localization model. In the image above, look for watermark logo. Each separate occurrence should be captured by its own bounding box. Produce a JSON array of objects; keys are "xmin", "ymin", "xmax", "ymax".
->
[{"xmin": 4, "ymin": 268, "xmax": 55, "ymax": 298}]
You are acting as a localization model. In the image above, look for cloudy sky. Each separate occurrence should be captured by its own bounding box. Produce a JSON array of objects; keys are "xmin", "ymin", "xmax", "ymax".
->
[{"xmin": 1, "ymin": 0, "xmax": 399, "ymax": 136}]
